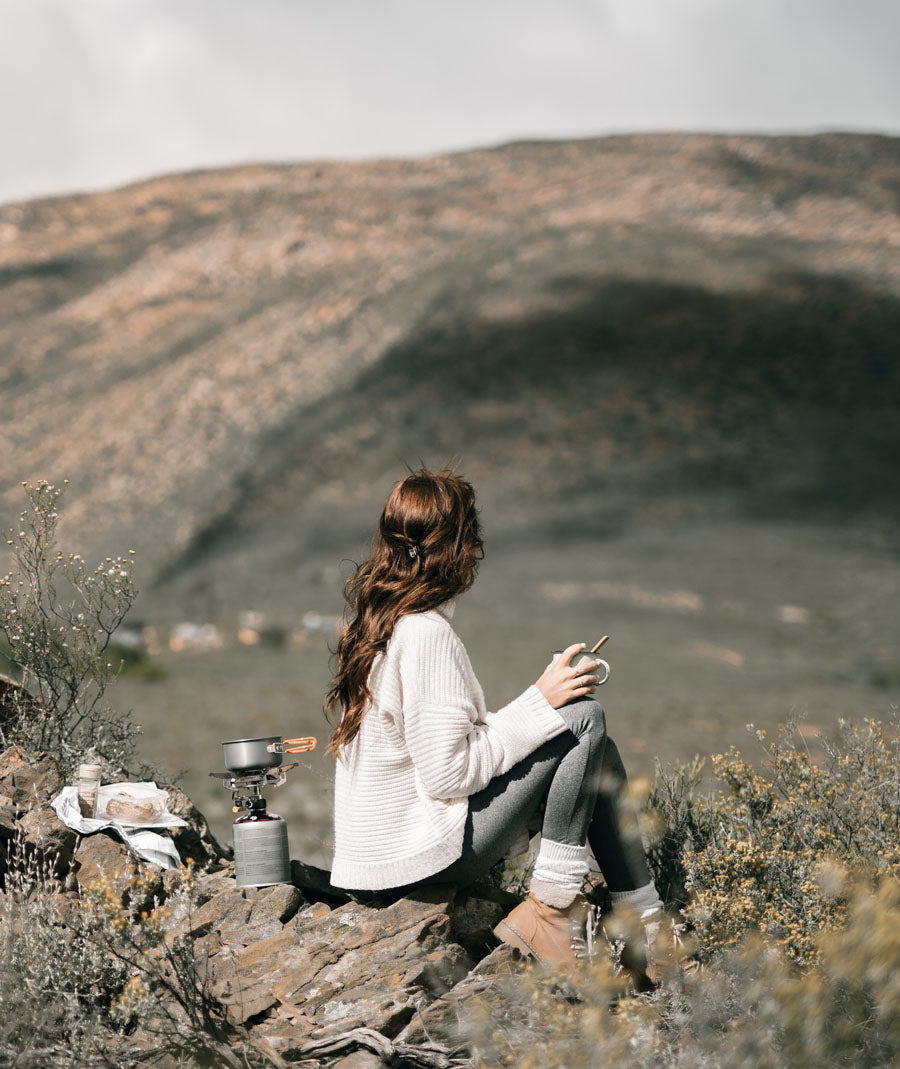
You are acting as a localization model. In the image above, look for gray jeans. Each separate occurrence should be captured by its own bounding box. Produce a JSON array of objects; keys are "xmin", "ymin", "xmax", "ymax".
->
[{"xmin": 399, "ymin": 698, "xmax": 652, "ymax": 894}]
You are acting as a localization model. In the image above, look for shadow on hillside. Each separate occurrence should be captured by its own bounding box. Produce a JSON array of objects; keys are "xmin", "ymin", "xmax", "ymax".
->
[
  {"xmin": 161, "ymin": 268, "xmax": 900, "ymax": 579},
  {"xmin": 356, "ymin": 268, "xmax": 900, "ymax": 521}
]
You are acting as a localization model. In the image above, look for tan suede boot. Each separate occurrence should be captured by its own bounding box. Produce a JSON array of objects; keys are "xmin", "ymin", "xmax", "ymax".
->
[
  {"xmin": 493, "ymin": 892, "xmax": 587, "ymax": 971},
  {"xmin": 618, "ymin": 917, "xmax": 659, "ymax": 992},
  {"xmin": 617, "ymin": 912, "xmax": 700, "ymax": 991}
]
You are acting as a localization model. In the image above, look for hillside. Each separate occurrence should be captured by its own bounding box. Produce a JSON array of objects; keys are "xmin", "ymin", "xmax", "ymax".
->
[{"xmin": 2, "ymin": 132, "xmax": 899, "ymax": 614}]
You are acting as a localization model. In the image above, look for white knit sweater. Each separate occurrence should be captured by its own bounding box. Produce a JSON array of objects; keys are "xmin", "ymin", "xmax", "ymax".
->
[{"xmin": 330, "ymin": 602, "xmax": 567, "ymax": 890}]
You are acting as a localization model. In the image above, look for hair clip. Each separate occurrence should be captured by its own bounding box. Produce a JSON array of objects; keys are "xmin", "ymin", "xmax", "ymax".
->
[{"xmin": 408, "ymin": 545, "xmax": 418, "ymax": 559}]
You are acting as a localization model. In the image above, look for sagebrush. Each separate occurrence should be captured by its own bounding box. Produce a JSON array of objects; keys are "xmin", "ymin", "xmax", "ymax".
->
[
  {"xmin": 648, "ymin": 716, "xmax": 900, "ymax": 964},
  {"xmin": 0, "ymin": 845, "xmax": 272, "ymax": 1068},
  {"xmin": 464, "ymin": 715, "xmax": 900, "ymax": 1067},
  {"xmin": 0, "ymin": 481, "xmax": 141, "ymax": 773}
]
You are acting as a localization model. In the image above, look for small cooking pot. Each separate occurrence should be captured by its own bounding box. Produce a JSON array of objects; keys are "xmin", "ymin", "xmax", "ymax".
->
[{"xmin": 221, "ymin": 735, "xmax": 317, "ymax": 774}]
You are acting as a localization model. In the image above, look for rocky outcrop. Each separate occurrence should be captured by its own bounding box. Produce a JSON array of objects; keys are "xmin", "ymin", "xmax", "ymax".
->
[
  {"xmin": 0, "ymin": 745, "xmax": 228, "ymax": 880},
  {"xmin": 0, "ymin": 747, "xmax": 523, "ymax": 1064}
]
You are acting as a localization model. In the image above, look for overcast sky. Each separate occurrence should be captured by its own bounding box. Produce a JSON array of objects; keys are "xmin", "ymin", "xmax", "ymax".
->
[{"xmin": 1, "ymin": 0, "xmax": 898, "ymax": 206}]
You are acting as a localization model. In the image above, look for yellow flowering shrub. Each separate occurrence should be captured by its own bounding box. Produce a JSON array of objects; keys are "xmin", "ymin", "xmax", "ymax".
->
[
  {"xmin": 664, "ymin": 718, "xmax": 900, "ymax": 964},
  {"xmin": 466, "ymin": 879, "xmax": 899, "ymax": 1067},
  {"xmin": 463, "ymin": 718, "xmax": 900, "ymax": 1068},
  {"xmin": 0, "ymin": 852, "xmax": 264, "ymax": 1068}
]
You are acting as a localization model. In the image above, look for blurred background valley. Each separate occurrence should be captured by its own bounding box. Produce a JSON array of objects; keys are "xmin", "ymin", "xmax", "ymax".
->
[{"xmin": 2, "ymin": 132, "xmax": 899, "ymax": 864}]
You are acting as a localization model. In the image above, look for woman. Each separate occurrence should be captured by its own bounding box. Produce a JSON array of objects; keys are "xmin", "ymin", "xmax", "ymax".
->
[{"xmin": 326, "ymin": 467, "xmax": 662, "ymax": 971}]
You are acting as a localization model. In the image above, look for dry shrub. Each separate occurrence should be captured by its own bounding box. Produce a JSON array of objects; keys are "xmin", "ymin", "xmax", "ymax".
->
[
  {"xmin": 664, "ymin": 717, "xmax": 900, "ymax": 964},
  {"xmin": 463, "ymin": 716, "xmax": 900, "ymax": 1067},
  {"xmin": 464, "ymin": 870, "xmax": 900, "ymax": 1069},
  {"xmin": 0, "ymin": 841, "xmax": 126, "ymax": 1066},
  {"xmin": 0, "ymin": 849, "xmax": 270, "ymax": 1068},
  {"xmin": 0, "ymin": 481, "xmax": 142, "ymax": 774}
]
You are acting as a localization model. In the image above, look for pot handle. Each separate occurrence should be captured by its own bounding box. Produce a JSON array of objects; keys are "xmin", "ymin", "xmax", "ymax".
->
[{"xmin": 284, "ymin": 736, "xmax": 317, "ymax": 754}]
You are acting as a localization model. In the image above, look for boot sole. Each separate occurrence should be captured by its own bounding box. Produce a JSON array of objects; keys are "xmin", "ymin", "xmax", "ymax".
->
[{"xmin": 494, "ymin": 919, "xmax": 545, "ymax": 966}]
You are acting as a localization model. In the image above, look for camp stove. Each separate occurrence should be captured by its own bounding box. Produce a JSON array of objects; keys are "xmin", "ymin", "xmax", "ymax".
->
[
  {"xmin": 209, "ymin": 764, "xmax": 297, "ymax": 887},
  {"xmin": 210, "ymin": 732, "xmax": 316, "ymax": 888}
]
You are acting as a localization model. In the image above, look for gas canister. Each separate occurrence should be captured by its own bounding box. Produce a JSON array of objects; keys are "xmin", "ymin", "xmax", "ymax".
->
[{"xmin": 232, "ymin": 798, "xmax": 291, "ymax": 887}]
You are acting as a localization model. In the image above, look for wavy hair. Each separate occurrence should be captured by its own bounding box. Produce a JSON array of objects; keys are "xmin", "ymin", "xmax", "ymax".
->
[{"xmin": 325, "ymin": 467, "xmax": 483, "ymax": 756}]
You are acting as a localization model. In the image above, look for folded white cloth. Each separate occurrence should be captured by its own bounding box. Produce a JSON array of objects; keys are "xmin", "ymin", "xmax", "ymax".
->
[
  {"xmin": 51, "ymin": 783, "xmax": 187, "ymax": 870},
  {"xmin": 118, "ymin": 828, "xmax": 183, "ymax": 869}
]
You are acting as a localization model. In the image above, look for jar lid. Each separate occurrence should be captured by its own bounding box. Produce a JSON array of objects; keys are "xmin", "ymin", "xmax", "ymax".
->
[{"xmin": 78, "ymin": 763, "xmax": 102, "ymax": 777}]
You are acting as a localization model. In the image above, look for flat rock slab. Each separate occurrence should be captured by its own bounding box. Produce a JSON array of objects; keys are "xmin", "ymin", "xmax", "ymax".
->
[
  {"xmin": 212, "ymin": 888, "xmax": 475, "ymax": 1034},
  {"xmin": 177, "ymin": 881, "xmax": 305, "ymax": 950},
  {"xmin": 396, "ymin": 943, "xmax": 521, "ymax": 1047},
  {"xmin": 187, "ymin": 886, "xmax": 252, "ymax": 939},
  {"xmin": 243, "ymin": 882, "xmax": 304, "ymax": 937},
  {"xmin": 191, "ymin": 870, "xmax": 238, "ymax": 905}
]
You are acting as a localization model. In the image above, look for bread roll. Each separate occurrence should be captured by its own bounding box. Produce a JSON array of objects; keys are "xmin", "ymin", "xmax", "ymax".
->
[{"xmin": 104, "ymin": 792, "xmax": 163, "ymax": 822}]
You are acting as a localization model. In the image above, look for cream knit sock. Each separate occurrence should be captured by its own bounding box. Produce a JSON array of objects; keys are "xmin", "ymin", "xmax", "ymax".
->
[
  {"xmin": 529, "ymin": 838, "xmax": 588, "ymax": 908},
  {"xmin": 610, "ymin": 880, "xmax": 664, "ymax": 919}
]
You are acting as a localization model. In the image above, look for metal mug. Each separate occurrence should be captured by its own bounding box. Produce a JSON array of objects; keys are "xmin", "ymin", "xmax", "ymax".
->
[{"xmin": 551, "ymin": 649, "xmax": 610, "ymax": 685}]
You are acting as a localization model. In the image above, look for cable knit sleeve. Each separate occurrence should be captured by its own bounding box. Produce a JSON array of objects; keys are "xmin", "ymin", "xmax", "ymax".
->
[{"xmin": 395, "ymin": 614, "xmax": 567, "ymax": 801}]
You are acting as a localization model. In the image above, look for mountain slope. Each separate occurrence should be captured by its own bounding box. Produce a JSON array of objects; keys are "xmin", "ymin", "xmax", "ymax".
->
[{"xmin": 2, "ymin": 132, "xmax": 899, "ymax": 616}]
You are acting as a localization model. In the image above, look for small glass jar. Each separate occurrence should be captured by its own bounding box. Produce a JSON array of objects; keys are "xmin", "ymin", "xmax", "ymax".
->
[{"xmin": 76, "ymin": 763, "xmax": 102, "ymax": 818}]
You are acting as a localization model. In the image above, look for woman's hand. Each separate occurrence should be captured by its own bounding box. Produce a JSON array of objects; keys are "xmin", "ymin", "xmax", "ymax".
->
[{"xmin": 535, "ymin": 644, "xmax": 601, "ymax": 709}]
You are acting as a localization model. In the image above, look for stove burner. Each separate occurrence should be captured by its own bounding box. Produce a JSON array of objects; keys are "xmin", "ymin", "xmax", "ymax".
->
[
  {"xmin": 209, "ymin": 763, "xmax": 297, "ymax": 793},
  {"xmin": 209, "ymin": 761, "xmax": 299, "ymax": 823}
]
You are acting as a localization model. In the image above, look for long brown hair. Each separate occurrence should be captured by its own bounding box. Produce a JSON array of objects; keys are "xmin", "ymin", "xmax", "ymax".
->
[{"xmin": 324, "ymin": 467, "xmax": 483, "ymax": 755}]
